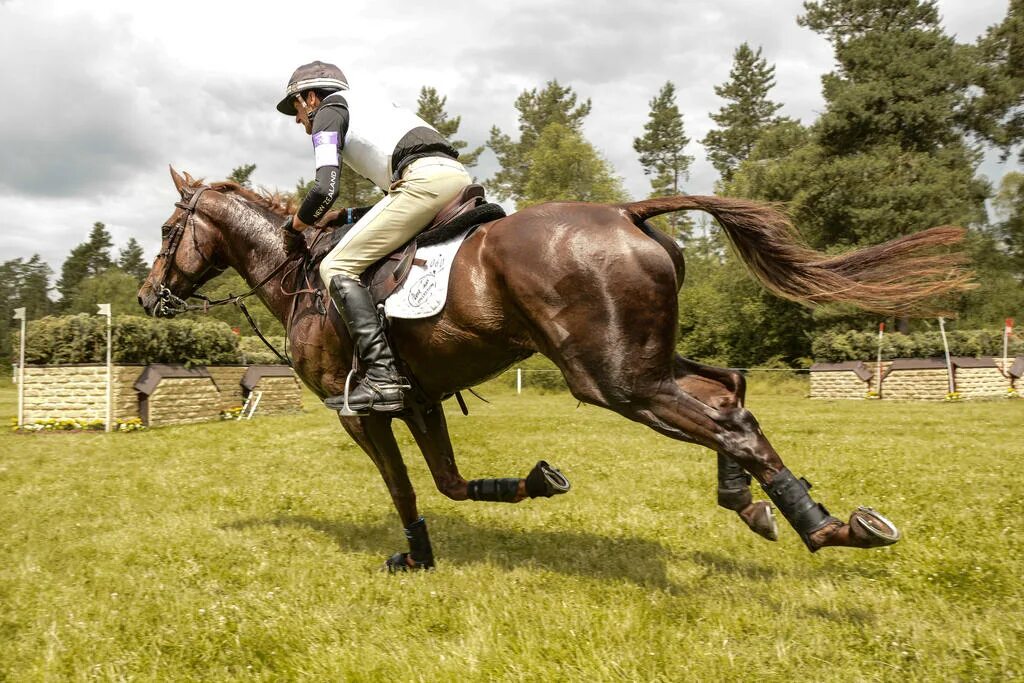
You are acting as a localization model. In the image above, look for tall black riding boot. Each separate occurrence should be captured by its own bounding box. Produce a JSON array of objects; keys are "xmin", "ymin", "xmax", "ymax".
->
[{"xmin": 324, "ymin": 276, "xmax": 408, "ymax": 413}]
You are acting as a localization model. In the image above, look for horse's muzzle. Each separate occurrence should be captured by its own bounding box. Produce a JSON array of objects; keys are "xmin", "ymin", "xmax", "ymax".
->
[{"xmin": 138, "ymin": 286, "xmax": 184, "ymax": 318}]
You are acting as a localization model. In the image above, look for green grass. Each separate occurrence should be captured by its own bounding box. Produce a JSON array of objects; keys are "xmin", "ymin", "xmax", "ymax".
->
[{"xmin": 1, "ymin": 375, "xmax": 1022, "ymax": 681}]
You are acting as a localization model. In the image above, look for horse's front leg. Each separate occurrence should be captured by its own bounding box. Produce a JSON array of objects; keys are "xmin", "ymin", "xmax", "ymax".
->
[
  {"xmin": 405, "ymin": 403, "xmax": 571, "ymax": 504},
  {"xmin": 339, "ymin": 413, "xmax": 434, "ymax": 571}
]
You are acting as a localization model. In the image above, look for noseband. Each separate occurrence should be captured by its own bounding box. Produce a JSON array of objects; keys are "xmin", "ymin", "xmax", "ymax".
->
[{"xmin": 154, "ymin": 185, "xmax": 228, "ymax": 314}]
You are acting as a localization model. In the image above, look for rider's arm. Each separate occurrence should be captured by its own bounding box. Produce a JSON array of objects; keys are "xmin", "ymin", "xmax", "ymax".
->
[{"xmin": 295, "ymin": 96, "xmax": 349, "ymax": 228}]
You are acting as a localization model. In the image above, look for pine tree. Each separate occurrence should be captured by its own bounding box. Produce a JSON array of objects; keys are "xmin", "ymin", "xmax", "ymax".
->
[
  {"xmin": 713, "ymin": 0, "xmax": 996, "ymax": 359},
  {"xmin": 118, "ymin": 238, "xmax": 149, "ymax": 282},
  {"xmin": 970, "ymin": 0, "xmax": 1024, "ymax": 162},
  {"xmin": 295, "ymin": 170, "xmax": 379, "ymax": 209},
  {"xmin": 417, "ymin": 87, "xmax": 484, "ymax": 167},
  {"xmin": 702, "ymin": 43, "xmax": 784, "ymax": 182},
  {"xmin": 228, "ymin": 163, "xmax": 257, "ymax": 187},
  {"xmin": 521, "ymin": 124, "xmax": 627, "ymax": 207},
  {"xmin": 994, "ymin": 171, "xmax": 1024, "ymax": 276},
  {"xmin": 799, "ymin": 0, "xmax": 973, "ymax": 153},
  {"xmin": 487, "ymin": 80, "xmax": 592, "ymax": 203},
  {"xmin": 56, "ymin": 222, "xmax": 115, "ymax": 309},
  {"xmin": 18, "ymin": 255, "xmax": 54, "ymax": 319},
  {"xmin": 726, "ymin": 0, "xmax": 988, "ymax": 249},
  {"xmin": 633, "ymin": 81, "xmax": 693, "ymax": 238},
  {"xmin": 0, "ymin": 255, "xmax": 54, "ymax": 363},
  {"xmin": 337, "ymin": 167, "xmax": 382, "ymax": 207}
]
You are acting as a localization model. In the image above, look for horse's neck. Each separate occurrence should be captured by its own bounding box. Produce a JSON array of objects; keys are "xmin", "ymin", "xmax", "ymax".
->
[{"xmin": 216, "ymin": 204, "xmax": 294, "ymax": 327}]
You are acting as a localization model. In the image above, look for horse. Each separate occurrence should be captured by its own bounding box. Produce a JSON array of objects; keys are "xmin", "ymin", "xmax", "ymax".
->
[{"xmin": 139, "ymin": 166, "xmax": 972, "ymax": 570}]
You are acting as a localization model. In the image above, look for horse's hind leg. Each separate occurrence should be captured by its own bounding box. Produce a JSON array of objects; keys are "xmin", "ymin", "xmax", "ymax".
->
[
  {"xmin": 339, "ymin": 414, "xmax": 435, "ymax": 571},
  {"xmin": 633, "ymin": 378, "xmax": 899, "ymax": 552},
  {"xmin": 564, "ymin": 356, "xmax": 899, "ymax": 552},
  {"xmin": 404, "ymin": 403, "xmax": 571, "ymax": 504},
  {"xmin": 673, "ymin": 356, "xmax": 777, "ymax": 541}
]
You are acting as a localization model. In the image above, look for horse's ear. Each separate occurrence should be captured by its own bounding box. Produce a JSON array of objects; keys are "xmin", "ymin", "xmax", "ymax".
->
[
  {"xmin": 182, "ymin": 170, "xmax": 196, "ymax": 186},
  {"xmin": 169, "ymin": 165, "xmax": 187, "ymax": 197}
]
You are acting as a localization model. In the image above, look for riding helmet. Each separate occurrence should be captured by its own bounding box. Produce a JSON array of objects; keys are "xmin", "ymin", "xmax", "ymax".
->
[{"xmin": 276, "ymin": 60, "xmax": 348, "ymax": 115}]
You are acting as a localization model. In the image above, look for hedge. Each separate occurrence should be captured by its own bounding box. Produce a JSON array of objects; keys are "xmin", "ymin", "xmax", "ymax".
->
[
  {"xmin": 238, "ymin": 335, "xmax": 289, "ymax": 365},
  {"xmin": 12, "ymin": 314, "xmax": 242, "ymax": 365},
  {"xmin": 812, "ymin": 329, "xmax": 1023, "ymax": 363}
]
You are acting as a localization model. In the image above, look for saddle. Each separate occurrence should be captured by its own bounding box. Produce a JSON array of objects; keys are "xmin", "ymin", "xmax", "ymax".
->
[{"xmin": 309, "ymin": 183, "xmax": 506, "ymax": 305}]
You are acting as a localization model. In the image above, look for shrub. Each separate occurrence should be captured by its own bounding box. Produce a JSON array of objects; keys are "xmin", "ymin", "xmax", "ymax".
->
[
  {"xmin": 811, "ymin": 328, "xmax": 1023, "ymax": 362},
  {"xmin": 13, "ymin": 314, "xmax": 241, "ymax": 366},
  {"xmin": 238, "ymin": 336, "xmax": 289, "ymax": 365}
]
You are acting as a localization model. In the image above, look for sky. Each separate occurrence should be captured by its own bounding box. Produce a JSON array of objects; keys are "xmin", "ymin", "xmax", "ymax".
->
[{"xmin": 0, "ymin": 0, "xmax": 1018, "ymax": 276}]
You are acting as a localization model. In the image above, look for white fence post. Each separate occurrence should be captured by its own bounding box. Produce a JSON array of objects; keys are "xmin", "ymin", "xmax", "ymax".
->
[
  {"xmin": 1004, "ymin": 318, "xmax": 1013, "ymax": 377},
  {"xmin": 876, "ymin": 322, "xmax": 884, "ymax": 396},
  {"xmin": 13, "ymin": 307, "xmax": 26, "ymax": 428},
  {"xmin": 938, "ymin": 317, "xmax": 955, "ymax": 396},
  {"xmin": 516, "ymin": 368, "xmax": 522, "ymax": 395},
  {"xmin": 97, "ymin": 304, "xmax": 112, "ymax": 432}
]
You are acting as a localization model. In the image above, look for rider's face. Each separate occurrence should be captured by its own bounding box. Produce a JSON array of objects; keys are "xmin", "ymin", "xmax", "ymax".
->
[{"xmin": 293, "ymin": 92, "xmax": 319, "ymax": 135}]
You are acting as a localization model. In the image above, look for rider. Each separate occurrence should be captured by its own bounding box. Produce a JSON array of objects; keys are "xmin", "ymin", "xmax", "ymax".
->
[{"xmin": 276, "ymin": 61, "xmax": 472, "ymax": 414}]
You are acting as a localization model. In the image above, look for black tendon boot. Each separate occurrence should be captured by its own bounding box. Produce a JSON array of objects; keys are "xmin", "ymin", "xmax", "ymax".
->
[
  {"xmin": 324, "ymin": 276, "xmax": 409, "ymax": 413},
  {"xmin": 385, "ymin": 517, "xmax": 435, "ymax": 572},
  {"xmin": 716, "ymin": 453, "xmax": 753, "ymax": 511},
  {"xmin": 761, "ymin": 467, "xmax": 840, "ymax": 552}
]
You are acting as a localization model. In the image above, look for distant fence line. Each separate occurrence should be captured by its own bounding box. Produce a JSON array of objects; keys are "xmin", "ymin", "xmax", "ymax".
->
[
  {"xmin": 495, "ymin": 365, "xmax": 811, "ymax": 395},
  {"xmin": 497, "ymin": 361, "xmax": 1023, "ymax": 401}
]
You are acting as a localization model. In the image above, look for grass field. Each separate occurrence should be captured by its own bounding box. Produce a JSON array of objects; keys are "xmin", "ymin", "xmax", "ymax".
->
[{"xmin": 1, "ymin": 374, "xmax": 1022, "ymax": 681}]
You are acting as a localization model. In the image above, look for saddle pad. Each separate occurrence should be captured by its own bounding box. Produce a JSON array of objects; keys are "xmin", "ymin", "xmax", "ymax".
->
[{"xmin": 383, "ymin": 232, "xmax": 471, "ymax": 319}]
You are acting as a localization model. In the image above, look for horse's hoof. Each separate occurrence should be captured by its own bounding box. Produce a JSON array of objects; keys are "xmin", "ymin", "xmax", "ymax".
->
[
  {"xmin": 525, "ymin": 460, "xmax": 571, "ymax": 498},
  {"xmin": 850, "ymin": 506, "xmax": 901, "ymax": 547},
  {"xmin": 806, "ymin": 507, "xmax": 900, "ymax": 551},
  {"xmin": 383, "ymin": 552, "xmax": 435, "ymax": 573},
  {"xmin": 739, "ymin": 501, "xmax": 778, "ymax": 541}
]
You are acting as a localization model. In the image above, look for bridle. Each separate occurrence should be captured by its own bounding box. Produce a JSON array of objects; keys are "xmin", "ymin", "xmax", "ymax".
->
[
  {"xmin": 151, "ymin": 184, "xmax": 316, "ymax": 366},
  {"xmin": 153, "ymin": 185, "xmax": 227, "ymax": 315}
]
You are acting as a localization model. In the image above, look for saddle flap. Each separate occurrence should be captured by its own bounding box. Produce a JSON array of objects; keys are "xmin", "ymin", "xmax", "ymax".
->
[{"xmin": 368, "ymin": 241, "xmax": 419, "ymax": 304}]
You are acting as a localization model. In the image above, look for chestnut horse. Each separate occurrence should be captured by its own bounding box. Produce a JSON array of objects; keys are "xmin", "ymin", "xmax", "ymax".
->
[{"xmin": 140, "ymin": 167, "xmax": 971, "ymax": 570}]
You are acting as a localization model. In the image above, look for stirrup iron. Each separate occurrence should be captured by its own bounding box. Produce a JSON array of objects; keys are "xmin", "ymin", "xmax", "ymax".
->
[{"xmin": 337, "ymin": 368, "xmax": 364, "ymax": 416}]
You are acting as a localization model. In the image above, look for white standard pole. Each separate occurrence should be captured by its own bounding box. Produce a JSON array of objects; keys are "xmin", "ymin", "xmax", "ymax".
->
[
  {"xmin": 97, "ymin": 304, "xmax": 112, "ymax": 432},
  {"xmin": 938, "ymin": 317, "xmax": 955, "ymax": 395},
  {"xmin": 876, "ymin": 322, "xmax": 885, "ymax": 397},
  {"xmin": 13, "ymin": 307, "xmax": 26, "ymax": 428},
  {"xmin": 106, "ymin": 312, "xmax": 112, "ymax": 432},
  {"xmin": 1004, "ymin": 318, "xmax": 1013, "ymax": 377},
  {"xmin": 516, "ymin": 368, "xmax": 522, "ymax": 395}
]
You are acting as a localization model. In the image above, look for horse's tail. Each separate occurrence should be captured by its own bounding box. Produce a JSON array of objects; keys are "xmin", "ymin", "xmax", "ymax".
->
[{"xmin": 621, "ymin": 195, "xmax": 974, "ymax": 316}]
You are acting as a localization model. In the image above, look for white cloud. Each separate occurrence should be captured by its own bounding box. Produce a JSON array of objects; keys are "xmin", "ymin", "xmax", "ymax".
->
[{"xmin": 0, "ymin": 0, "xmax": 1017, "ymax": 275}]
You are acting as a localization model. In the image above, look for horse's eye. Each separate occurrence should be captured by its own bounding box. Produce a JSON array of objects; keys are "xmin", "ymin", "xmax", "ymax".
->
[{"xmin": 161, "ymin": 225, "xmax": 172, "ymax": 238}]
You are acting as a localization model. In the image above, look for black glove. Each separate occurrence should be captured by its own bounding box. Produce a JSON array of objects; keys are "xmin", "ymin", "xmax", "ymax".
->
[{"xmin": 281, "ymin": 216, "xmax": 306, "ymax": 256}]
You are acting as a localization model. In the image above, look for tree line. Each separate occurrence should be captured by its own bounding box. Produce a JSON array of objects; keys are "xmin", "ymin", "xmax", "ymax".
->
[{"xmin": 4, "ymin": 0, "xmax": 1022, "ymax": 367}]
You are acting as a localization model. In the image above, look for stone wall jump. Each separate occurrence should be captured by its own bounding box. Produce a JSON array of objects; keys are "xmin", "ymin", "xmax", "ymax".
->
[
  {"xmin": 810, "ymin": 357, "xmax": 1020, "ymax": 400},
  {"xmin": 18, "ymin": 363, "xmax": 304, "ymax": 428}
]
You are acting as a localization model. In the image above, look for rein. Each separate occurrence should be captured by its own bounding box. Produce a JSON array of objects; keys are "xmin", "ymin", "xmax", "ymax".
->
[{"xmin": 154, "ymin": 185, "xmax": 326, "ymax": 368}]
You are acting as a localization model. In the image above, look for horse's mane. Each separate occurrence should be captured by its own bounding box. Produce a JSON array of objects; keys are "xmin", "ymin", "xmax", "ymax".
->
[{"xmin": 185, "ymin": 177, "xmax": 296, "ymax": 218}]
